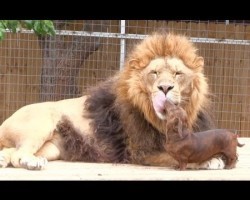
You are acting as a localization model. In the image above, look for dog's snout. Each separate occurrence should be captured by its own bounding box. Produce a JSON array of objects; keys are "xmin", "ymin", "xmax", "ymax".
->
[{"xmin": 158, "ymin": 84, "xmax": 174, "ymax": 95}]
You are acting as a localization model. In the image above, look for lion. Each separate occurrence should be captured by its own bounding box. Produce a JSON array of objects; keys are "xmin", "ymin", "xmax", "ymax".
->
[{"xmin": 0, "ymin": 32, "xmax": 225, "ymax": 170}]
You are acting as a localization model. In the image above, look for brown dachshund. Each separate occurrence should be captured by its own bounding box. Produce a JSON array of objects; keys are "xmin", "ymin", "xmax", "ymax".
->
[{"xmin": 164, "ymin": 101, "xmax": 244, "ymax": 170}]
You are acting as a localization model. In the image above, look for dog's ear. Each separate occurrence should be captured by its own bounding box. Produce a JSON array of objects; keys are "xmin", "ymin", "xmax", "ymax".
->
[
  {"xmin": 177, "ymin": 119, "xmax": 183, "ymax": 138},
  {"xmin": 165, "ymin": 129, "xmax": 169, "ymax": 141}
]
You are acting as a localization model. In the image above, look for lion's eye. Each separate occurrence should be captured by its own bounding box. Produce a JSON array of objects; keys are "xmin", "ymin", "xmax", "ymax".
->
[
  {"xmin": 175, "ymin": 71, "xmax": 183, "ymax": 76},
  {"xmin": 148, "ymin": 70, "xmax": 158, "ymax": 82},
  {"xmin": 149, "ymin": 70, "xmax": 159, "ymax": 77},
  {"xmin": 151, "ymin": 70, "xmax": 158, "ymax": 75}
]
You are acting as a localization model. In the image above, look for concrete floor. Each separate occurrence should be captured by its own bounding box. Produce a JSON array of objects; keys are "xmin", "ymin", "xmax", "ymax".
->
[{"xmin": 0, "ymin": 137, "xmax": 249, "ymax": 180}]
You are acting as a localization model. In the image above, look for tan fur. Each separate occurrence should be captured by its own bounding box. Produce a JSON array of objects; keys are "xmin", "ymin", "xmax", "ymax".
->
[
  {"xmin": 0, "ymin": 96, "xmax": 90, "ymax": 169},
  {"xmin": 0, "ymin": 32, "xmax": 217, "ymax": 170}
]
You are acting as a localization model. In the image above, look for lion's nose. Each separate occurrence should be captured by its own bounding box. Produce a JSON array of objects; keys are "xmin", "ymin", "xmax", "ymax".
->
[{"xmin": 158, "ymin": 84, "xmax": 174, "ymax": 95}]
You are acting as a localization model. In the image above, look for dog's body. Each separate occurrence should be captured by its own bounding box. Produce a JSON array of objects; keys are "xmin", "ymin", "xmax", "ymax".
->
[
  {"xmin": 164, "ymin": 101, "xmax": 244, "ymax": 170},
  {"xmin": 165, "ymin": 129, "xmax": 244, "ymax": 170}
]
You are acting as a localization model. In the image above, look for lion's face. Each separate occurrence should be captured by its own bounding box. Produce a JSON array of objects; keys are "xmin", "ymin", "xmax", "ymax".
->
[
  {"xmin": 117, "ymin": 32, "xmax": 209, "ymax": 130},
  {"xmin": 141, "ymin": 57, "xmax": 197, "ymax": 120}
]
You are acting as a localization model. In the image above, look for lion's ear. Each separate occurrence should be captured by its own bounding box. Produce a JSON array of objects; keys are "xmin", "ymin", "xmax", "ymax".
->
[
  {"xmin": 129, "ymin": 59, "xmax": 140, "ymax": 68},
  {"xmin": 194, "ymin": 57, "xmax": 204, "ymax": 68}
]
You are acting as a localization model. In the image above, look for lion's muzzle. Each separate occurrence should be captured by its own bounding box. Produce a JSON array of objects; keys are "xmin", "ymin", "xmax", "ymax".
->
[{"xmin": 157, "ymin": 84, "xmax": 174, "ymax": 95}]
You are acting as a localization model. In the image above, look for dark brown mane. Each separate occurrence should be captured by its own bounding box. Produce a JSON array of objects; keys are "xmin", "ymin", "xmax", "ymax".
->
[
  {"xmin": 117, "ymin": 98, "xmax": 167, "ymax": 164},
  {"xmin": 56, "ymin": 116, "xmax": 106, "ymax": 162},
  {"xmin": 84, "ymin": 78, "xmax": 128, "ymax": 163},
  {"xmin": 194, "ymin": 108, "xmax": 216, "ymax": 132}
]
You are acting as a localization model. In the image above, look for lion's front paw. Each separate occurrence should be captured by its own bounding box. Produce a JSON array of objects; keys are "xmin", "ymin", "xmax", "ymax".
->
[
  {"xmin": 20, "ymin": 156, "xmax": 48, "ymax": 170},
  {"xmin": 0, "ymin": 153, "xmax": 10, "ymax": 168},
  {"xmin": 199, "ymin": 157, "xmax": 225, "ymax": 170},
  {"xmin": 187, "ymin": 157, "xmax": 225, "ymax": 170},
  {"xmin": 10, "ymin": 150, "xmax": 48, "ymax": 170}
]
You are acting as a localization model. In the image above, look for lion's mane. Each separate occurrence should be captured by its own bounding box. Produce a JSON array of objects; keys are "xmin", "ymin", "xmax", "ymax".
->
[{"xmin": 57, "ymin": 32, "xmax": 215, "ymax": 165}]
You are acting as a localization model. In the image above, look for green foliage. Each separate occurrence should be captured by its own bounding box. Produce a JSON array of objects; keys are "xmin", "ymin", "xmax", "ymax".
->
[{"xmin": 0, "ymin": 20, "xmax": 55, "ymax": 40}]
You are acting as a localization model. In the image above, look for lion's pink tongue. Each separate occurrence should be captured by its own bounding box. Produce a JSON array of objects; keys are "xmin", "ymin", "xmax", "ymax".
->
[{"xmin": 152, "ymin": 93, "xmax": 166, "ymax": 114}]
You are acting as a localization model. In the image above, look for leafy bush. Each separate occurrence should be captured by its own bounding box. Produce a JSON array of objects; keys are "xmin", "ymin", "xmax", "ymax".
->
[{"xmin": 0, "ymin": 20, "xmax": 55, "ymax": 40}]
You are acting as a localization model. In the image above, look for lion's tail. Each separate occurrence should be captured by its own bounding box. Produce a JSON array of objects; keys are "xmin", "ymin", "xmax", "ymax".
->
[{"xmin": 56, "ymin": 115, "xmax": 106, "ymax": 162}]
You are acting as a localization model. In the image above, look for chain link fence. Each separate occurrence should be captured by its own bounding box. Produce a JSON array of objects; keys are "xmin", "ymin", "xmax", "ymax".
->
[{"xmin": 0, "ymin": 20, "xmax": 250, "ymax": 136}]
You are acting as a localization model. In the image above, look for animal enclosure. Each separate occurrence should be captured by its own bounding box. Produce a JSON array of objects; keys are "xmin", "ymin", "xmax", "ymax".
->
[{"xmin": 0, "ymin": 20, "xmax": 250, "ymax": 136}]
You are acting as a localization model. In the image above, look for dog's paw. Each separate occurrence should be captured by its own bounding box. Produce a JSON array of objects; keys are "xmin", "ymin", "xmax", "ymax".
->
[{"xmin": 20, "ymin": 156, "xmax": 48, "ymax": 170}]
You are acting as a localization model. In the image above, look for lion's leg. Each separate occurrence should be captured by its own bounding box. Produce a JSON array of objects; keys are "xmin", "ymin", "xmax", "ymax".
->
[
  {"xmin": 10, "ymin": 139, "xmax": 48, "ymax": 170},
  {"xmin": 143, "ymin": 152, "xmax": 179, "ymax": 168},
  {"xmin": 179, "ymin": 161, "xmax": 187, "ymax": 171},
  {"xmin": 36, "ymin": 141, "xmax": 61, "ymax": 161},
  {"xmin": 0, "ymin": 147, "xmax": 15, "ymax": 168}
]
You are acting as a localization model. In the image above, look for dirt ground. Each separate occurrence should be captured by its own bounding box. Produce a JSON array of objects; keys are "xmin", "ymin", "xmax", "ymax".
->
[{"xmin": 0, "ymin": 137, "xmax": 249, "ymax": 180}]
